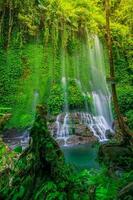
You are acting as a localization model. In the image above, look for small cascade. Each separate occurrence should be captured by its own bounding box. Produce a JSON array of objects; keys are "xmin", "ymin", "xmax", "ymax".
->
[
  {"xmin": 53, "ymin": 111, "xmax": 112, "ymax": 145},
  {"xmin": 60, "ymin": 50, "xmax": 70, "ymax": 144},
  {"xmin": 60, "ymin": 113, "xmax": 69, "ymax": 138},
  {"xmin": 55, "ymin": 114, "xmax": 61, "ymax": 137},
  {"xmin": 75, "ymin": 79, "xmax": 89, "ymax": 112},
  {"xmin": 79, "ymin": 113, "xmax": 108, "ymax": 141},
  {"xmin": 61, "ymin": 77, "xmax": 70, "ymax": 144},
  {"xmin": 92, "ymin": 91, "xmax": 113, "ymax": 129},
  {"xmin": 55, "ymin": 113, "xmax": 69, "ymax": 138},
  {"xmin": 55, "ymin": 113, "xmax": 70, "ymax": 146}
]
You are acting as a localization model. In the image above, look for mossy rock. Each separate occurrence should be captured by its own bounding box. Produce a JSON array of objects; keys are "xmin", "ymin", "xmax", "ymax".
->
[{"xmin": 98, "ymin": 143, "xmax": 133, "ymax": 170}]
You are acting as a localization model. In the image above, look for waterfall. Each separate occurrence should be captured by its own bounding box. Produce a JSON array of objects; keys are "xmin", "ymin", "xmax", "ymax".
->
[
  {"xmin": 55, "ymin": 114, "xmax": 61, "ymax": 137},
  {"xmin": 54, "ymin": 36, "xmax": 114, "ymax": 144},
  {"xmin": 75, "ymin": 79, "xmax": 89, "ymax": 112},
  {"xmin": 74, "ymin": 50, "xmax": 89, "ymax": 113},
  {"xmin": 88, "ymin": 36, "xmax": 113, "ymax": 140},
  {"xmin": 55, "ymin": 50, "xmax": 70, "ymax": 144}
]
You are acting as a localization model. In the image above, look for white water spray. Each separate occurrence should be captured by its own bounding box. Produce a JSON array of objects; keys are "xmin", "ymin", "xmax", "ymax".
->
[
  {"xmin": 54, "ymin": 36, "xmax": 114, "ymax": 144},
  {"xmin": 88, "ymin": 36, "xmax": 113, "ymax": 140}
]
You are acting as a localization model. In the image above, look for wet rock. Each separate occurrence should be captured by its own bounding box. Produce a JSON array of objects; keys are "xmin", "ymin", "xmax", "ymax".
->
[
  {"xmin": 3, "ymin": 128, "xmax": 23, "ymax": 138},
  {"xmin": 70, "ymin": 113, "xmax": 80, "ymax": 124},
  {"xmin": 66, "ymin": 135, "xmax": 80, "ymax": 145},
  {"xmin": 59, "ymin": 114, "xmax": 66, "ymax": 123},
  {"xmin": 74, "ymin": 124, "xmax": 93, "ymax": 137},
  {"xmin": 105, "ymin": 129, "xmax": 114, "ymax": 139},
  {"xmin": 66, "ymin": 135, "xmax": 98, "ymax": 145},
  {"xmin": 2, "ymin": 128, "xmax": 30, "ymax": 150},
  {"xmin": 48, "ymin": 123, "xmax": 56, "ymax": 136},
  {"xmin": 48, "ymin": 112, "xmax": 98, "ymax": 146},
  {"xmin": 56, "ymin": 139, "xmax": 65, "ymax": 146}
]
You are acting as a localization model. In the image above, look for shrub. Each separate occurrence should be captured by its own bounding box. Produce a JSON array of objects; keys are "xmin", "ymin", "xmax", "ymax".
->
[
  {"xmin": 117, "ymin": 86, "xmax": 133, "ymax": 114},
  {"xmin": 126, "ymin": 110, "xmax": 133, "ymax": 130}
]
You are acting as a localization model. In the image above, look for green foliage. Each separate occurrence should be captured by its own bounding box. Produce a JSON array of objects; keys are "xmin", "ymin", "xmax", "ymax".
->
[
  {"xmin": 117, "ymin": 86, "xmax": 133, "ymax": 130},
  {"xmin": 126, "ymin": 110, "xmax": 133, "ymax": 130},
  {"xmin": 117, "ymin": 86, "xmax": 133, "ymax": 114},
  {"xmin": 0, "ymin": 107, "xmax": 133, "ymax": 200},
  {"xmin": 0, "ymin": 139, "xmax": 17, "ymax": 172},
  {"xmin": 0, "ymin": 47, "xmax": 22, "ymax": 105},
  {"xmin": 68, "ymin": 167, "xmax": 133, "ymax": 200},
  {"xmin": 0, "ymin": 107, "xmax": 12, "ymax": 116},
  {"xmin": 0, "ymin": 0, "xmax": 132, "ymax": 199},
  {"xmin": 68, "ymin": 79, "xmax": 86, "ymax": 110},
  {"xmin": 47, "ymin": 80, "xmax": 91, "ymax": 115},
  {"xmin": 13, "ymin": 146, "xmax": 22, "ymax": 153},
  {"xmin": 47, "ymin": 84, "xmax": 64, "ymax": 115}
]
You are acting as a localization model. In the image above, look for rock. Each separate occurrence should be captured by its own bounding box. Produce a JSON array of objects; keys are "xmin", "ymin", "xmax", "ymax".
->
[
  {"xmin": 66, "ymin": 135, "xmax": 80, "ymax": 145},
  {"xmin": 98, "ymin": 143, "xmax": 133, "ymax": 170},
  {"xmin": 48, "ymin": 112, "xmax": 98, "ymax": 146},
  {"xmin": 105, "ymin": 129, "xmax": 114, "ymax": 139},
  {"xmin": 56, "ymin": 139, "xmax": 65, "ymax": 146},
  {"xmin": 48, "ymin": 123, "xmax": 56, "ymax": 136},
  {"xmin": 70, "ymin": 113, "xmax": 80, "ymax": 124},
  {"xmin": 3, "ymin": 128, "xmax": 24, "ymax": 138},
  {"xmin": 75, "ymin": 124, "xmax": 90, "ymax": 135},
  {"xmin": 66, "ymin": 135, "xmax": 98, "ymax": 145},
  {"xmin": 59, "ymin": 113, "xmax": 66, "ymax": 123}
]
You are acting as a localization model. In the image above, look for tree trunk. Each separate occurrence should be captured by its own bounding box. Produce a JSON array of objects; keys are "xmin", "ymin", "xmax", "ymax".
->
[{"xmin": 104, "ymin": 0, "xmax": 130, "ymax": 143}]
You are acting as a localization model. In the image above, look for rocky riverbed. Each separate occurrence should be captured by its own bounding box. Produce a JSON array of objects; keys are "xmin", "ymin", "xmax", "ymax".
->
[
  {"xmin": 2, "ymin": 112, "xmax": 115, "ymax": 149},
  {"xmin": 48, "ymin": 112, "xmax": 114, "ymax": 146}
]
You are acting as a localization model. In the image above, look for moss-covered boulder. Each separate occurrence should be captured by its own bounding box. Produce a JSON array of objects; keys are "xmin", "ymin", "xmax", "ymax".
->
[{"xmin": 98, "ymin": 143, "xmax": 133, "ymax": 170}]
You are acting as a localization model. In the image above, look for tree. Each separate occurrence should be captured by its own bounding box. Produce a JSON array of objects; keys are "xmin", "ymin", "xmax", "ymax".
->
[{"xmin": 104, "ymin": 0, "xmax": 131, "ymax": 143}]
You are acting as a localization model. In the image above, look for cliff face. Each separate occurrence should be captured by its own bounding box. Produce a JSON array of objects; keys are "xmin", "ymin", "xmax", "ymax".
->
[{"xmin": 0, "ymin": 0, "xmax": 102, "ymax": 128}]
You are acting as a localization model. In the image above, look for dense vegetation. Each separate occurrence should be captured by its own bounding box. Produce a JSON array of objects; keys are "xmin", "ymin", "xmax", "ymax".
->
[
  {"xmin": 0, "ymin": 0, "xmax": 132, "ymax": 200},
  {"xmin": 0, "ymin": 0, "xmax": 133, "ymax": 128},
  {"xmin": 0, "ymin": 106, "xmax": 133, "ymax": 200},
  {"xmin": 0, "ymin": 0, "xmax": 132, "ymax": 129}
]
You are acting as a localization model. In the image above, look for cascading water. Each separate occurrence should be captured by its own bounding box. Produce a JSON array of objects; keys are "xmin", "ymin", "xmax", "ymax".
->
[
  {"xmin": 55, "ymin": 51, "xmax": 70, "ymax": 144},
  {"xmin": 54, "ymin": 36, "xmax": 114, "ymax": 144},
  {"xmin": 88, "ymin": 36, "xmax": 113, "ymax": 140},
  {"xmin": 79, "ymin": 36, "xmax": 113, "ymax": 141},
  {"xmin": 60, "ymin": 113, "xmax": 69, "ymax": 138},
  {"xmin": 75, "ymin": 79, "xmax": 89, "ymax": 113}
]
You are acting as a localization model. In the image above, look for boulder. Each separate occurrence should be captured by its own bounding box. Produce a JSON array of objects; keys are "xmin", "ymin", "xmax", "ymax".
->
[
  {"xmin": 98, "ymin": 143, "xmax": 133, "ymax": 170},
  {"xmin": 105, "ymin": 129, "xmax": 114, "ymax": 139},
  {"xmin": 56, "ymin": 138, "xmax": 65, "ymax": 146},
  {"xmin": 66, "ymin": 135, "xmax": 98, "ymax": 145}
]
